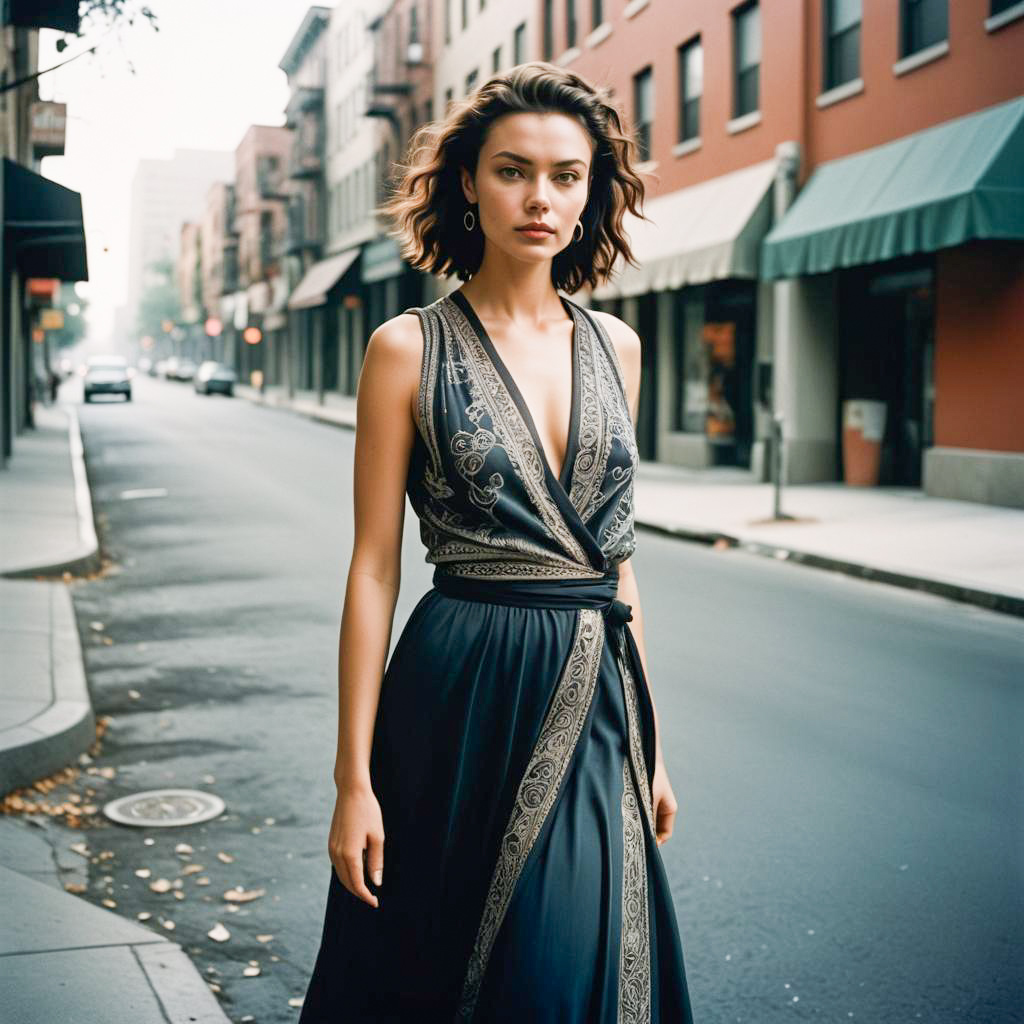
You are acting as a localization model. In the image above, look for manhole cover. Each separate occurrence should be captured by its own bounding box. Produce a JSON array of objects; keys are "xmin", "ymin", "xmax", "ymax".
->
[{"xmin": 103, "ymin": 789, "xmax": 226, "ymax": 827}]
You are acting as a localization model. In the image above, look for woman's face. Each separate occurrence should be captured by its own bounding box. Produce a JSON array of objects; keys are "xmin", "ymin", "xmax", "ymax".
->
[{"xmin": 460, "ymin": 111, "xmax": 593, "ymax": 267}]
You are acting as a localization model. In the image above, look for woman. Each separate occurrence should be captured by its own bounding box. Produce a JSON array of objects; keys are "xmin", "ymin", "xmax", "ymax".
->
[{"xmin": 298, "ymin": 62, "xmax": 696, "ymax": 1023}]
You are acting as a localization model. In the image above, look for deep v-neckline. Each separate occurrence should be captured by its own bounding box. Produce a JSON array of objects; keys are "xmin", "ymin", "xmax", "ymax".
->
[{"xmin": 451, "ymin": 288, "xmax": 580, "ymax": 498}]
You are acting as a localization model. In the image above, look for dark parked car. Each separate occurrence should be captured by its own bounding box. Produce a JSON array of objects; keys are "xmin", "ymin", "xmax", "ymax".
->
[
  {"xmin": 194, "ymin": 360, "xmax": 236, "ymax": 396},
  {"xmin": 83, "ymin": 354, "xmax": 132, "ymax": 403}
]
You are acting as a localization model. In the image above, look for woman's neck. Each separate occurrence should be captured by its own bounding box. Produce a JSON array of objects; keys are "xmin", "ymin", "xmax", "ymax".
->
[{"xmin": 458, "ymin": 250, "xmax": 565, "ymax": 327}]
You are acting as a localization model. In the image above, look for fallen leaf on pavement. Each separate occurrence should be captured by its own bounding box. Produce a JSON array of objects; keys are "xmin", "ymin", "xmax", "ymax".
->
[{"xmin": 224, "ymin": 887, "xmax": 265, "ymax": 903}]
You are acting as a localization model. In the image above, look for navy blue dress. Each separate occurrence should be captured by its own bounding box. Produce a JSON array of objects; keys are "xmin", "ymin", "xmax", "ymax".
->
[{"xmin": 298, "ymin": 288, "xmax": 695, "ymax": 1023}]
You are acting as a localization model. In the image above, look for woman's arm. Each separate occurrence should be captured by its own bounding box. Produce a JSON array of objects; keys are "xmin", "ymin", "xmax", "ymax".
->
[
  {"xmin": 594, "ymin": 309, "xmax": 678, "ymax": 845},
  {"xmin": 333, "ymin": 313, "xmax": 423, "ymax": 791},
  {"xmin": 328, "ymin": 312, "xmax": 424, "ymax": 907}
]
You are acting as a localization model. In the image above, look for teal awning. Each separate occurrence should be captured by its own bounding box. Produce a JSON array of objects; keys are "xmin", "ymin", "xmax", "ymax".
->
[{"xmin": 761, "ymin": 96, "xmax": 1024, "ymax": 279}]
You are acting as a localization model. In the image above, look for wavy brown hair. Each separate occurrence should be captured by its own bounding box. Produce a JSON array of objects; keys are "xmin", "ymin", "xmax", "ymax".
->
[{"xmin": 378, "ymin": 62, "xmax": 648, "ymax": 295}]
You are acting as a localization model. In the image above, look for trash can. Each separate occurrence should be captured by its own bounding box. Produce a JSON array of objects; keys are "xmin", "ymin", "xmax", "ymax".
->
[{"xmin": 842, "ymin": 399, "xmax": 886, "ymax": 486}]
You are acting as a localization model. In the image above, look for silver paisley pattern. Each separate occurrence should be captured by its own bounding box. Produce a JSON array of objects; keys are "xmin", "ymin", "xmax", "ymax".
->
[{"xmin": 619, "ymin": 756, "xmax": 652, "ymax": 1023}]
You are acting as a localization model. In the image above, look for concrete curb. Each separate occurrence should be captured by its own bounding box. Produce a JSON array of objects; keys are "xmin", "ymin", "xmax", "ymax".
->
[
  {"xmin": 235, "ymin": 386, "xmax": 1024, "ymax": 619},
  {"xmin": 0, "ymin": 582, "xmax": 96, "ymax": 798},
  {"xmin": 635, "ymin": 519, "xmax": 1024, "ymax": 619},
  {"xmin": 2, "ymin": 406, "xmax": 101, "ymax": 580}
]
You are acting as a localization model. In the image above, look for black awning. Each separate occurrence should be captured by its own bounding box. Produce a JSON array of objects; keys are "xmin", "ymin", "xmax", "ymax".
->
[
  {"xmin": 3, "ymin": 158, "xmax": 88, "ymax": 282},
  {"xmin": 3, "ymin": 0, "xmax": 81, "ymax": 33}
]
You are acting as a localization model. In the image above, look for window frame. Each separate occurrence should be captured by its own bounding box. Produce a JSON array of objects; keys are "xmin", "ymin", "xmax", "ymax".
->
[
  {"xmin": 677, "ymin": 35, "xmax": 702, "ymax": 143},
  {"xmin": 823, "ymin": 0, "xmax": 861, "ymax": 91},
  {"xmin": 900, "ymin": 0, "xmax": 948, "ymax": 57},
  {"xmin": 732, "ymin": 0, "xmax": 761, "ymax": 119},
  {"xmin": 632, "ymin": 65, "xmax": 654, "ymax": 162}
]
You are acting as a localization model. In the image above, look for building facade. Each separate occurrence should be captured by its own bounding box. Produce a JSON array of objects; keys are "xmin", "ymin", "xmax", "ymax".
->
[
  {"xmin": 125, "ymin": 149, "xmax": 235, "ymax": 346},
  {"xmin": 553, "ymin": 0, "xmax": 1023, "ymax": 507},
  {"xmin": 280, "ymin": 6, "xmax": 331, "ymax": 399},
  {"xmin": 227, "ymin": 125, "xmax": 291, "ymax": 388},
  {"xmin": 1, "ymin": 2, "xmax": 88, "ymax": 466}
]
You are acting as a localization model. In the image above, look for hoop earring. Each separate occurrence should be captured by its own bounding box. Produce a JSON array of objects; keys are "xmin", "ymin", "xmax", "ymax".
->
[
  {"xmin": 463, "ymin": 208, "xmax": 476, "ymax": 231},
  {"xmin": 573, "ymin": 220, "xmax": 584, "ymax": 243}
]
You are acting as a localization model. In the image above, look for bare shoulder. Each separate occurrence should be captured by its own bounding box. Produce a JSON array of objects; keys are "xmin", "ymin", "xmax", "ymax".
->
[
  {"xmin": 588, "ymin": 308, "xmax": 641, "ymax": 371},
  {"xmin": 366, "ymin": 311, "xmax": 423, "ymax": 363}
]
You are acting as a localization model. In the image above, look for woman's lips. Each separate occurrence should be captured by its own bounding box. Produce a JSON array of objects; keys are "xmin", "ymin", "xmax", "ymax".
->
[{"xmin": 516, "ymin": 228, "xmax": 554, "ymax": 239}]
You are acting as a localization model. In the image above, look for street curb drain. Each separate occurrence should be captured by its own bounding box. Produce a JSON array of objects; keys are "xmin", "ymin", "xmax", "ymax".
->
[{"xmin": 103, "ymin": 788, "xmax": 225, "ymax": 827}]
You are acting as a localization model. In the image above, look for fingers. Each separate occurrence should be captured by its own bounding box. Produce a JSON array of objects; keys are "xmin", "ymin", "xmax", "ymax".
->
[
  {"xmin": 345, "ymin": 849, "xmax": 378, "ymax": 907},
  {"xmin": 365, "ymin": 830, "xmax": 385, "ymax": 889},
  {"xmin": 656, "ymin": 804, "xmax": 676, "ymax": 847},
  {"xmin": 331, "ymin": 844, "xmax": 380, "ymax": 908}
]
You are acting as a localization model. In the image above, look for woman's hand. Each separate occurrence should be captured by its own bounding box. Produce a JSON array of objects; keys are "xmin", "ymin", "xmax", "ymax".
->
[
  {"xmin": 651, "ymin": 758, "xmax": 678, "ymax": 847},
  {"xmin": 328, "ymin": 779, "xmax": 385, "ymax": 908}
]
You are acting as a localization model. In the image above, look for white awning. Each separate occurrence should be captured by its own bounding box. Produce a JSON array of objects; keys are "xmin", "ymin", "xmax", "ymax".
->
[
  {"xmin": 592, "ymin": 158, "xmax": 778, "ymax": 299},
  {"xmin": 287, "ymin": 247, "xmax": 360, "ymax": 310}
]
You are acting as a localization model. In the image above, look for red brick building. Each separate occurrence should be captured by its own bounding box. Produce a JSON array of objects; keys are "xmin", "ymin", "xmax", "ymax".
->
[{"xmin": 551, "ymin": 0, "xmax": 1024, "ymax": 506}]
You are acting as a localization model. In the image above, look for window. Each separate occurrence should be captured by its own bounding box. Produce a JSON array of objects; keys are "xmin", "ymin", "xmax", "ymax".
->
[
  {"xmin": 466, "ymin": 68, "xmax": 479, "ymax": 95},
  {"xmin": 678, "ymin": 37, "xmax": 702, "ymax": 142},
  {"xmin": 492, "ymin": 46, "xmax": 502, "ymax": 73},
  {"xmin": 592, "ymin": 0, "xmax": 604, "ymax": 28},
  {"xmin": 567, "ymin": 0, "xmax": 577, "ymax": 48},
  {"xmin": 514, "ymin": 22, "xmax": 527, "ymax": 64},
  {"xmin": 445, "ymin": 86, "xmax": 454, "ymax": 111},
  {"xmin": 824, "ymin": 0, "xmax": 861, "ymax": 89},
  {"xmin": 543, "ymin": 0, "xmax": 554, "ymax": 60},
  {"xmin": 990, "ymin": 0, "xmax": 1018, "ymax": 12},
  {"xmin": 632, "ymin": 66, "xmax": 654, "ymax": 162},
  {"xmin": 409, "ymin": 5, "xmax": 419, "ymax": 44},
  {"xmin": 901, "ymin": 0, "xmax": 947, "ymax": 55},
  {"xmin": 461, "ymin": 0, "xmax": 468, "ymax": 31},
  {"xmin": 732, "ymin": 1, "xmax": 761, "ymax": 117},
  {"xmin": 444, "ymin": 0, "xmax": 451, "ymax": 44},
  {"xmin": 425, "ymin": 98, "xmax": 434, "ymax": 123}
]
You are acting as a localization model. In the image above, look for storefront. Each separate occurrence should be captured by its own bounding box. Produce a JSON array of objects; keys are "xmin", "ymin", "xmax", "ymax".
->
[
  {"xmin": 286, "ymin": 246, "xmax": 360, "ymax": 400},
  {"xmin": 762, "ymin": 96, "xmax": 1024, "ymax": 506},
  {"xmin": 590, "ymin": 158, "xmax": 777, "ymax": 468},
  {"xmin": 1, "ymin": 158, "xmax": 88, "ymax": 463}
]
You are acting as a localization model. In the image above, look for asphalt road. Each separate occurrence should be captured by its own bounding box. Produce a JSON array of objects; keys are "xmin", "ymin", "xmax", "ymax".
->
[{"xmin": 58, "ymin": 373, "xmax": 1024, "ymax": 1023}]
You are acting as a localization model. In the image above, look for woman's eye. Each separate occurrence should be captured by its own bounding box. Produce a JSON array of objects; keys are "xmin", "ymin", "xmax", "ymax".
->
[
  {"xmin": 499, "ymin": 166, "xmax": 522, "ymax": 178},
  {"xmin": 557, "ymin": 173, "xmax": 579, "ymax": 183}
]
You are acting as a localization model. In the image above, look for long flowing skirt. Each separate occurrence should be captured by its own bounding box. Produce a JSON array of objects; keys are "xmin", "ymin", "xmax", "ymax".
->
[{"xmin": 298, "ymin": 587, "xmax": 694, "ymax": 1023}]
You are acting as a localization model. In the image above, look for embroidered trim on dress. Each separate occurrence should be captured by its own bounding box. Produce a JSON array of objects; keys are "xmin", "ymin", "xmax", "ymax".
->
[
  {"xmin": 442, "ymin": 296, "xmax": 591, "ymax": 567},
  {"xmin": 619, "ymin": 755, "xmax": 652, "ymax": 1023},
  {"xmin": 616, "ymin": 635, "xmax": 657, "ymax": 838},
  {"xmin": 455, "ymin": 607, "xmax": 605, "ymax": 1021}
]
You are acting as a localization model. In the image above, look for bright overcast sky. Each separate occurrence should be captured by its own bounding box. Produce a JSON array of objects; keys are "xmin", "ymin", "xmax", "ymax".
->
[{"xmin": 38, "ymin": 0, "xmax": 324, "ymax": 338}]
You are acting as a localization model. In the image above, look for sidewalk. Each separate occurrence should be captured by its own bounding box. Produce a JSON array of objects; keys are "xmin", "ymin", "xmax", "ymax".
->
[
  {"xmin": 238, "ymin": 382, "xmax": 1024, "ymax": 618},
  {"xmin": 0, "ymin": 400, "xmax": 231, "ymax": 1024}
]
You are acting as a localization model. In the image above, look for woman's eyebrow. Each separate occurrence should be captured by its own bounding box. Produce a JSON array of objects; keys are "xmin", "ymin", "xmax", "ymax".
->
[{"xmin": 491, "ymin": 150, "xmax": 586, "ymax": 168}]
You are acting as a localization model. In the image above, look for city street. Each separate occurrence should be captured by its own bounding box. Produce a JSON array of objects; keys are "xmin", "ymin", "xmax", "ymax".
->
[{"xmin": 34, "ymin": 373, "xmax": 1023, "ymax": 1023}]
